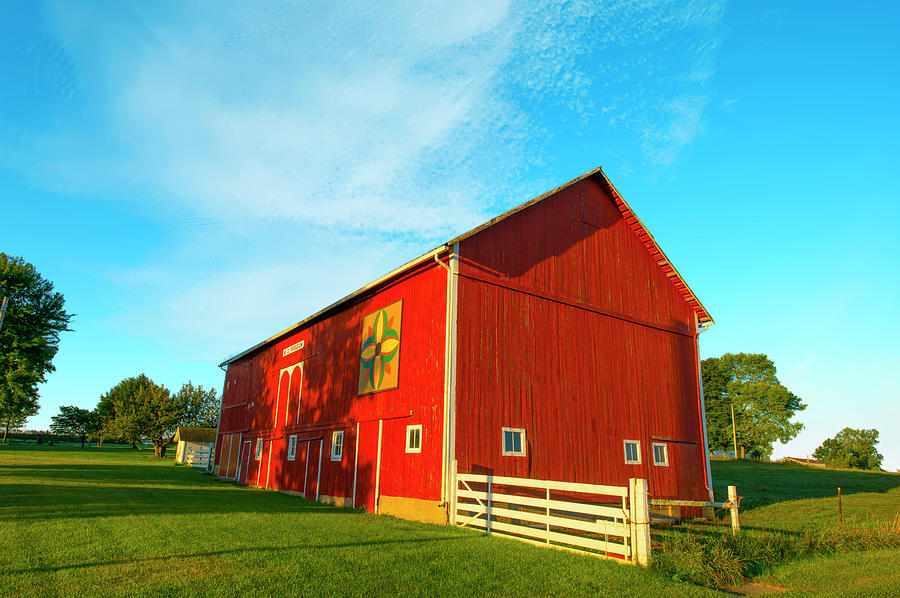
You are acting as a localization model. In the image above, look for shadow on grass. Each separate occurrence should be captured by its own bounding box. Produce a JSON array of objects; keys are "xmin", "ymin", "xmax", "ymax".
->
[
  {"xmin": 709, "ymin": 460, "xmax": 900, "ymax": 512},
  {"xmin": 5, "ymin": 535, "xmax": 469, "ymax": 575},
  {"xmin": 0, "ymin": 462, "xmax": 342, "ymax": 522}
]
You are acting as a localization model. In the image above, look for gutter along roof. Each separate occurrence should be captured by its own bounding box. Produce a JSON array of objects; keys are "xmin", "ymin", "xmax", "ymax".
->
[{"xmin": 219, "ymin": 167, "xmax": 713, "ymax": 367}]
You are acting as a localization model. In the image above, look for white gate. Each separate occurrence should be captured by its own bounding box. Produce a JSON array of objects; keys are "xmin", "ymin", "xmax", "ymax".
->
[
  {"xmin": 184, "ymin": 444, "xmax": 212, "ymax": 468},
  {"xmin": 453, "ymin": 470, "xmax": 650, "ymax": 565}
]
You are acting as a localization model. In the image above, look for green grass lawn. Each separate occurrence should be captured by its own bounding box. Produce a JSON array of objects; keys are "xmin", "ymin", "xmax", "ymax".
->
[
  {"xmin": 1, "ymin": 446, "xmax": 897, "ymax": 597},
  {"xmin": 1, "ymin": 444, "xmax": 715, "ymax": 598},
  {"xmin": 711, "ymin": 458, "xmax": 900, "ymax": 527},
  {"xmin": 655, "ymin": 459, "xmax": 900, "ymax": 595}
]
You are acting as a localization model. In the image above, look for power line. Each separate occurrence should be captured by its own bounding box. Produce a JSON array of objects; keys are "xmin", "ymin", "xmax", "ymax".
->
[{"xmin": 0, "ymin": 308, "xmax": 68, "ymax": 337}]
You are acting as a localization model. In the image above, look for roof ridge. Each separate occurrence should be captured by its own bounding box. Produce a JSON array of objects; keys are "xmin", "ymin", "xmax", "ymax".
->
[{"xmin": 219, "ymin": 166, "xmax": 711, "ymax": 367}]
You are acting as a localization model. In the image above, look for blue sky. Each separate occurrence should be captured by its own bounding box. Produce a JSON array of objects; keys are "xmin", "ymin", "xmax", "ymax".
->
[{"xmin": 2, "ymin": 1, "xmax": 898, "ymax": 469}]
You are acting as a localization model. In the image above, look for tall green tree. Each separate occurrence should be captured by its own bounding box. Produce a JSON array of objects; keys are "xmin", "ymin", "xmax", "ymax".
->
[
  {"xmin": 814, "ymin": 428, "xmax": 883, "ymax": 470},
  {"xmin": 131, "ymin": 381, "xmax": 183, "ymax": 458},
  {"xmin": 99, "ymin": 375, "xmax": 192, "ymax": 457},
  {"xmin": 96, "ymin": 375, "xmax": 151, "ymax": 447},
  {"xmin": 702, "ymin": 353, "xmax": 806, "ymax": 459},
  {"xmin": 175, "ymin": 381, "xmax": 219, "ymax": 428},
  {"xmin": 0, "ymin": 254, "xmax": 72, "ymax": 443},
  {"xmin": 49, "ymin": 405, "xmax": 97, "ymax": 448}
]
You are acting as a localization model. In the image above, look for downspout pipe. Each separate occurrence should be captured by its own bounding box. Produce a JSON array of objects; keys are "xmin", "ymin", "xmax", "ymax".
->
[
  {"xmin": 694, "ymin": 315, "xmax": 714, "ymax": 502},
  {"xmin": 211, "ymin": 364, "xmax": 227, "ymax": 474},
  {"xmin": 436, "ymin": 243, "xmax": 459, "ymax": 512},
  {"xmin": 434, "ymin": 247, "xmax": 451, "ymax": 273}
]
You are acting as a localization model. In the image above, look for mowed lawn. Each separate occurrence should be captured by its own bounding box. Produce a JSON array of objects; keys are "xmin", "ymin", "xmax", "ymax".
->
[
  {"xmin": 0, "ymin": 445, "xmax": 715, "ymax": 598},
  {"xmin": 2, "ymin": 447, "xmax": 898, "ymax": 597}
]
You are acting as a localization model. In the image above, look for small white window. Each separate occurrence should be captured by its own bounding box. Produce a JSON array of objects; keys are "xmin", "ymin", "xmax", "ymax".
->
[
  {"xmin": 624, "ymin": 439, "xmax": 641, "ymax": 465},
  {"xmin": 652, "ymin": 442, "xmax": 669, "ymax": 466},
  {"xmin": 330, "ymin": 431, "xmax": 344, "ymax": 461},
  {"xmin": 255, "ymin": 438, "xmax": 263, "ymax": 461},
  {"xmin": 406, "ymin": 425, "xmax": 422, "ymax": 453},
  {"xmin": 287, "ymin": 435, "xmax": 297, "ymax": 461},
  {"xmin": 502, "ymin": 427, "xmax": 526, "ymax": 456}
]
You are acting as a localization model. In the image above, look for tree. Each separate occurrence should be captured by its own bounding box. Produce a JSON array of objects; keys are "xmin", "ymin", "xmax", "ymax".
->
[
  {"xmin": 96, "ymin": 375, "xmax": 151, "ymax": 448},
  {"xmin": 702, "ymin": 353, "xmax": 806, "ymax": 459},
  {"xmin": 49, "ymin": 405, "xmax": 97, "ymax": 448},
  {"xmin": 814, "ymin": 428, "xmax": 883, "ymax": 470},
  {"xmin": 131, "ymin": 382, "xmax": 183, "ymax": 458},
  {"xmin": 175, "ymin": 381, "xmax": 219, "ymax": 428},
  {"xmin": 99, "ymin": 374, "xmax": 187, "ymax": 457},
  {"xmin": 1, "ymin": 411, "xmax": 28, "ymax": 442},
  {"xmin": 0, "ymin": 254, "xmax": 72, "ymax": 443}
]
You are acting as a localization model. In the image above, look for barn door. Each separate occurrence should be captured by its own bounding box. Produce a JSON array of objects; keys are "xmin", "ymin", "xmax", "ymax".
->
[
  {"xmin": 305, "ymin": 438, "xmax": 322, "ymax": 500},
  {"xmin": 256, "ymin": 440, "xmax": 270, "ymax": 488},
  {"xmin": 354, "ymin": 420, "xmax": 381, "ymax": 513},
  {"xmin": 220, "ymin": 433, "xmax": 241, "ymax": 478},
  {"xmin": 238, "ymin": 441, "xmax": 252, "ymax": 484},
  {"xmin": 215, "ymin": 435, "xmax": 229, "ymax": 476}
]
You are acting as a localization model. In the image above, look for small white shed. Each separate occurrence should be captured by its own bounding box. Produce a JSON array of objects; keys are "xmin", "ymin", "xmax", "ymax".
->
[{"xmin": 174, "ymin": 427, "xmax": 217, "ymax": 468}]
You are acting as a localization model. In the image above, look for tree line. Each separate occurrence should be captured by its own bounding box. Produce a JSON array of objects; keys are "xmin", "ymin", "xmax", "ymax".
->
[
  {"xmin": 0, "ymin": 252, "xmax": 884, "ymax": 469},
  {"xmin": 702, "ymin": 352, "xmax": 883, "ymax": 470},
  {"xmin": 50, "ymin": 377, "xmax": 219, "ymax": 457}
]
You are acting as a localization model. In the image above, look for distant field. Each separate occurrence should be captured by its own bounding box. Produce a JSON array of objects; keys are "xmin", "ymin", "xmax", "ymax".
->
[
  {"xmin": 1, "ymin": 445, "xmax": 897, "ymax": 597},
  {"xmin": 710, "ymin": 458, "xmax": 900, "ymax": 530},
  {"xmin": 660, "ymin": 459, "xmax": 900, "ymax": 595}
]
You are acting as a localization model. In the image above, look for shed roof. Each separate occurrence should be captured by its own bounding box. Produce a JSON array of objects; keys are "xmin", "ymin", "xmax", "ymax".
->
[
  {"xmin": 220, "ymin": 167, "xmax": 712, "ymax": 367},
  {"xmin": 174, "ymin": 427, "xmax": 218, "ymax": 444}
]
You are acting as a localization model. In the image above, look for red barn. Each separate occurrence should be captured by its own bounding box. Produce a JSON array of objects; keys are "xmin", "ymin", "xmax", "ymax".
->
[{"xmin": 213, "ymin": 167, "xmax": 714, "ymax": 525}]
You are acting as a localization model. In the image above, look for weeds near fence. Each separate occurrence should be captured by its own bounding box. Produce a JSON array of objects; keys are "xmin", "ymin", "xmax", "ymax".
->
[{"xmin": 651, "ymin": 514, "xmax": 900, "ymax": 588}]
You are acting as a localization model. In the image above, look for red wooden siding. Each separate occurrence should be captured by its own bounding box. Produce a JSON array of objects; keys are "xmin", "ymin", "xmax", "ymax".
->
[
  {"xmin": 459, "ymin": 177, "xmax": 695, "ymax": 334},
  {"xmin": 216, "ymin": 169, "xmax": 713, "ymax": 513},
  {"xmin": 216, "ymin": 260, "xmax": 447, "ymax": 505},
  {"xmin": 454, "ymin": 176, "xmax": 709, "ymax": 501}
]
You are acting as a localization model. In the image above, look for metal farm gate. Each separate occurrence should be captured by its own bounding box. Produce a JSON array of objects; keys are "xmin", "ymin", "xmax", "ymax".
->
[{"xmin": 452, "ymin": 469, "xmax": 651, "ymax": 565}]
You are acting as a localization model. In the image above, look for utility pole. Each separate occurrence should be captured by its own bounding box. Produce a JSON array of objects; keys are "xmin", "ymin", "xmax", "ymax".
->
[
  {"xmin": 731, "ymin": 403, "xmax": 738, "ymax": 459},
  {"xmin": 0, "ymin": 296, "xmax": 7, "ymax": 332}
]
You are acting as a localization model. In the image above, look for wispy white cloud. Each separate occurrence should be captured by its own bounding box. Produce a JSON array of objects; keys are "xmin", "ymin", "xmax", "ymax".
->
[
  {"xmin": 3, "ymin": 0, "xmax": 727, "ymax": 357},
  {"xmin": 18, "ymin": 0, "xmax": 727, "ymax": 233}
]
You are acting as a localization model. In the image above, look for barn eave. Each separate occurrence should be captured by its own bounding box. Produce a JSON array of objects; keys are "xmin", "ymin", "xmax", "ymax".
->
[{"xmin": 219, "ymin": 166, "xmax": 713, "ymax": 368}]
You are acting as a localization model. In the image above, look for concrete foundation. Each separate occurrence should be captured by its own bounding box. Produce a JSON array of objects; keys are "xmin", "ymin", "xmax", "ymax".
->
[{"xmin": 378, "ymin": 495, "xmax": 447, "ymax": 525}]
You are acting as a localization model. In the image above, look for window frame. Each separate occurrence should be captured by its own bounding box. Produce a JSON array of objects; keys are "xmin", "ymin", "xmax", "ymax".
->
[
  {"xmin": 287, "ymin": 434, "xmax": 297, "ymax": 461},
  {"xmin": 501, "ymin": 427, "xmax": 527, "ymax": 457},
  {"xmin": 652, "ymin": 442, "xmax": 669, "ymax": 467},
  {"xmin": 405, "ymin": 425, "xmax": 422, "ymax": 454},
  {"xmin": 623, "ymin": 439, "xmax": 641, "ymax": 465},
  {"xmin": 254, "ymin": 438, "xmax": 263, "ymax": 461},
  {"xmin": 330, "ymin": 431, "xmax": 344, "ymax": 461}
]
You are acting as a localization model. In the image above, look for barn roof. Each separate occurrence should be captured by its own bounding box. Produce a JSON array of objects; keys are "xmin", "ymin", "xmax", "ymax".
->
[
  {"xmin": 174, "ymin": 427, "xmax": 218, "ymax": 444},
  {"xmin": 219, "ymin": 167, "xmax": 713, "ymax": 367}
]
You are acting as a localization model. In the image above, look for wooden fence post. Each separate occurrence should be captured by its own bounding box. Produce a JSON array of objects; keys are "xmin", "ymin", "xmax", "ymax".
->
[
  {"xmin": 632, "ymin": 478, "xmax": 651, "ymax": 566},
  {"xmin": 545, "ymin": 487, "xmax": 551, "ymax": 544},
  {"xmin": 628, "ymin": 478, "xmax": 636, "ymax": 562},
  {"xmin": 728, "ymin": 485, "xmax": 740, "ymax": 535},
  {"xmin": 486, "ymin": 478, "xmax": 492, "ymax": 534},
  {"xmin": 450, "ymin": 459, "xmax": 458, "ymax": 526}
]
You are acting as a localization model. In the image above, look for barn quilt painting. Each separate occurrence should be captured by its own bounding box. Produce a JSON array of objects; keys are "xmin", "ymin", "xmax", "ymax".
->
[{"xmin": 358, "ymin": 300, "xmax": 403, "ymax": 395}]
